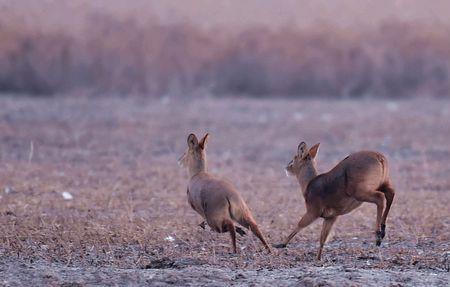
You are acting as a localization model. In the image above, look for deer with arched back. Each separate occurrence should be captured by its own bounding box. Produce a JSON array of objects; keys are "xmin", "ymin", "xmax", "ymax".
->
[
  {"xmin": 178, "ymin": 133, "xmax": 271, "ymax": 254},
  {"xmin": 274, "ymin": 142, "xmax": 395, "ymax": 260}
]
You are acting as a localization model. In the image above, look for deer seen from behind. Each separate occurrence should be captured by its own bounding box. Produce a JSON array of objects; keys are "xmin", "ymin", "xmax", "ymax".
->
[
  {"xmin": 178, "ymin": 133, "xmax": 271, "ymax": 254},
  {"xmin": 274, "ymin": 142, "xmax": 395, "ymax": 260}
]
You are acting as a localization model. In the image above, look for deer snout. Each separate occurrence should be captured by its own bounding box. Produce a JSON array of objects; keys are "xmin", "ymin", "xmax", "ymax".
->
[
  {"xmin": 177, "ymin": 153, "xmax": 186, "ymax": 167},
  {"xmin": 285, "ymin": 161, "xmax": 296, "ymax": 177},
  {"xmin": 285, "ymin": 167, "xmax": 292, "ymax": 177}
]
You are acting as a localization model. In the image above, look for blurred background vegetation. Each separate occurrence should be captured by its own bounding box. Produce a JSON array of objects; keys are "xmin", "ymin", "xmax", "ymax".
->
[{"xmin": 1, "ymin": 0, "xmax": 450, "ymax": 98}]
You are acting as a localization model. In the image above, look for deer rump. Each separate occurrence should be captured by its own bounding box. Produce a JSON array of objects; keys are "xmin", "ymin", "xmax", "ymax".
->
[{"xmin": 187, "ymin": 176, "xmax": 252, "ymax": 233}]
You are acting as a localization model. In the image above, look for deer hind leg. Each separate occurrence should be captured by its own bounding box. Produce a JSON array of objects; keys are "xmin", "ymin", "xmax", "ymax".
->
[
  {"xmin": 223, "ymin": 219, "xmax": 237, "ymax": 253},
  {"xmin": 274, "ymin": 212, "xmax": 318, "ymax": 248},
  {"xmin": 249, "ymin": 220, "xmax": 272, "ymax": 253},
  {"xmin": 317, "ymin": 217, "xmax": 337, "ymax": 260},
  {"xmin": 379, "ymin": 183, "xmax": 395, "ymax": 240},
  {"xmin": 238, "ymin": 216, "xmax": 271, "ymax": 253},
  {"xmin": 354, "ymin": 189, "xmax": 386, "ymax": 246}
]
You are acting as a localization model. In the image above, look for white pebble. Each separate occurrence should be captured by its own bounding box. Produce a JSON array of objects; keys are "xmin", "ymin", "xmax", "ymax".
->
[
  {"xmin": 62, "ymin": 191, "xmax": 73, "ymax": 200},
  {"xmin": 164, "ymin": 235, "xmax": 175, "ymax": 242},
  {"xmin": 4, "ymin": 186, "xmax": 14, "ymax": 194}
]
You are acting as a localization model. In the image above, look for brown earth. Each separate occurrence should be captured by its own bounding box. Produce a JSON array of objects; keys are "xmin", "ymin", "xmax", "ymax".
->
[{"xmin": 0, "ymin": 96, "xmax": 449, "ymax": 286}]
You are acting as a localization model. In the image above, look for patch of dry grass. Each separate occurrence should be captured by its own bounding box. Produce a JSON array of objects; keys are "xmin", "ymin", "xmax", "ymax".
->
[{"xmin": 0, "ymin": 96, "xmax": 449, "ymax": 273}]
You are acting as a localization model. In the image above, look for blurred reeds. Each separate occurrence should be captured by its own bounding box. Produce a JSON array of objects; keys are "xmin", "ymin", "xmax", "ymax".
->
[{"xmin": 1, "ymin": 13, "xmax": 449, "ymax": 98}]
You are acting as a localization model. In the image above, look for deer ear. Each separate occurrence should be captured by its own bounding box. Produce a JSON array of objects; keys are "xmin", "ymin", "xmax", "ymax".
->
[
  {"xmin": 297, "ymin": 142, "xmax": 308, "ymax": 157},
  {"xmin": 198, "ymin": 133, "xmax": 209, "ymax": 150},
  {"xmin": 309, "ymin": 143, "xmax": 320, "ymax": 158},
  {"xmin": 187, "ymin": 134, "xmax": 198, "ymax": 149}
]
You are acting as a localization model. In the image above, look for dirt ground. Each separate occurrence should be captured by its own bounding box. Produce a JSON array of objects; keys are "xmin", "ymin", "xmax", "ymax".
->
[{"xmin": 0, "ymin": 96, "xmax": 449, "ymax": 286}]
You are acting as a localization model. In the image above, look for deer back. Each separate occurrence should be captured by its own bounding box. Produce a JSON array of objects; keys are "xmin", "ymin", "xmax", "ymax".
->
[{"xmin": 306, "ymin": 151, "xmax": 388, "ymax": 200}]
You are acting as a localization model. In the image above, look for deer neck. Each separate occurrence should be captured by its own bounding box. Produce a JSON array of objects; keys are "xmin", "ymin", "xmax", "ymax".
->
[
  {"xmin": 189, "ymin": 158, "xmax": 207, "ymax": 178},
  {"xmin": 296, "ymin": 161, "xmax": 318, "ymax": 193}
]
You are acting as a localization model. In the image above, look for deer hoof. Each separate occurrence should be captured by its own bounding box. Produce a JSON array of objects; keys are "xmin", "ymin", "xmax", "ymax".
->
[
  {"xmin": 376, "ymin": 230, "xmax": 383, "ymax": 246},
  {"xmin": 272, "ymin": 243, "xmax": 287, "ymax": 249},
  {"xmin": 380, "ymin": 224, "xmax": 386, "ymax": 239}
]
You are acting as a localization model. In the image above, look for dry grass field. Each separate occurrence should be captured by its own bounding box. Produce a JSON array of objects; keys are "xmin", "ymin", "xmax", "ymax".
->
[{"xmin": 0, "ymin": 95, "xmax": 449, "ymax": 286}]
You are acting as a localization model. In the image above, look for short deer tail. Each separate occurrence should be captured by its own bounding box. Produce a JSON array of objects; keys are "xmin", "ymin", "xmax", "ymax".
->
[
  {"xmin": 226, "ymin": 196, "xmax": 245, "ymax": 223},
  {"xmin": 376, "ymin": 153, "xmax": 390, "ymax": 184}
]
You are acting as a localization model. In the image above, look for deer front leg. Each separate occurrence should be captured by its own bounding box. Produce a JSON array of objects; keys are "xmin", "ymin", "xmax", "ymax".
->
[
  {"xmin": 273, "ymin": 212, "xmax": 318, "ymax": 248},
  {"xmin": 317, "ymin": 217, "xmax": 337, "ymax": 260},
  {"xmin": 223, "ymin": 220, "xmax": 237, "ymax": 253}
]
